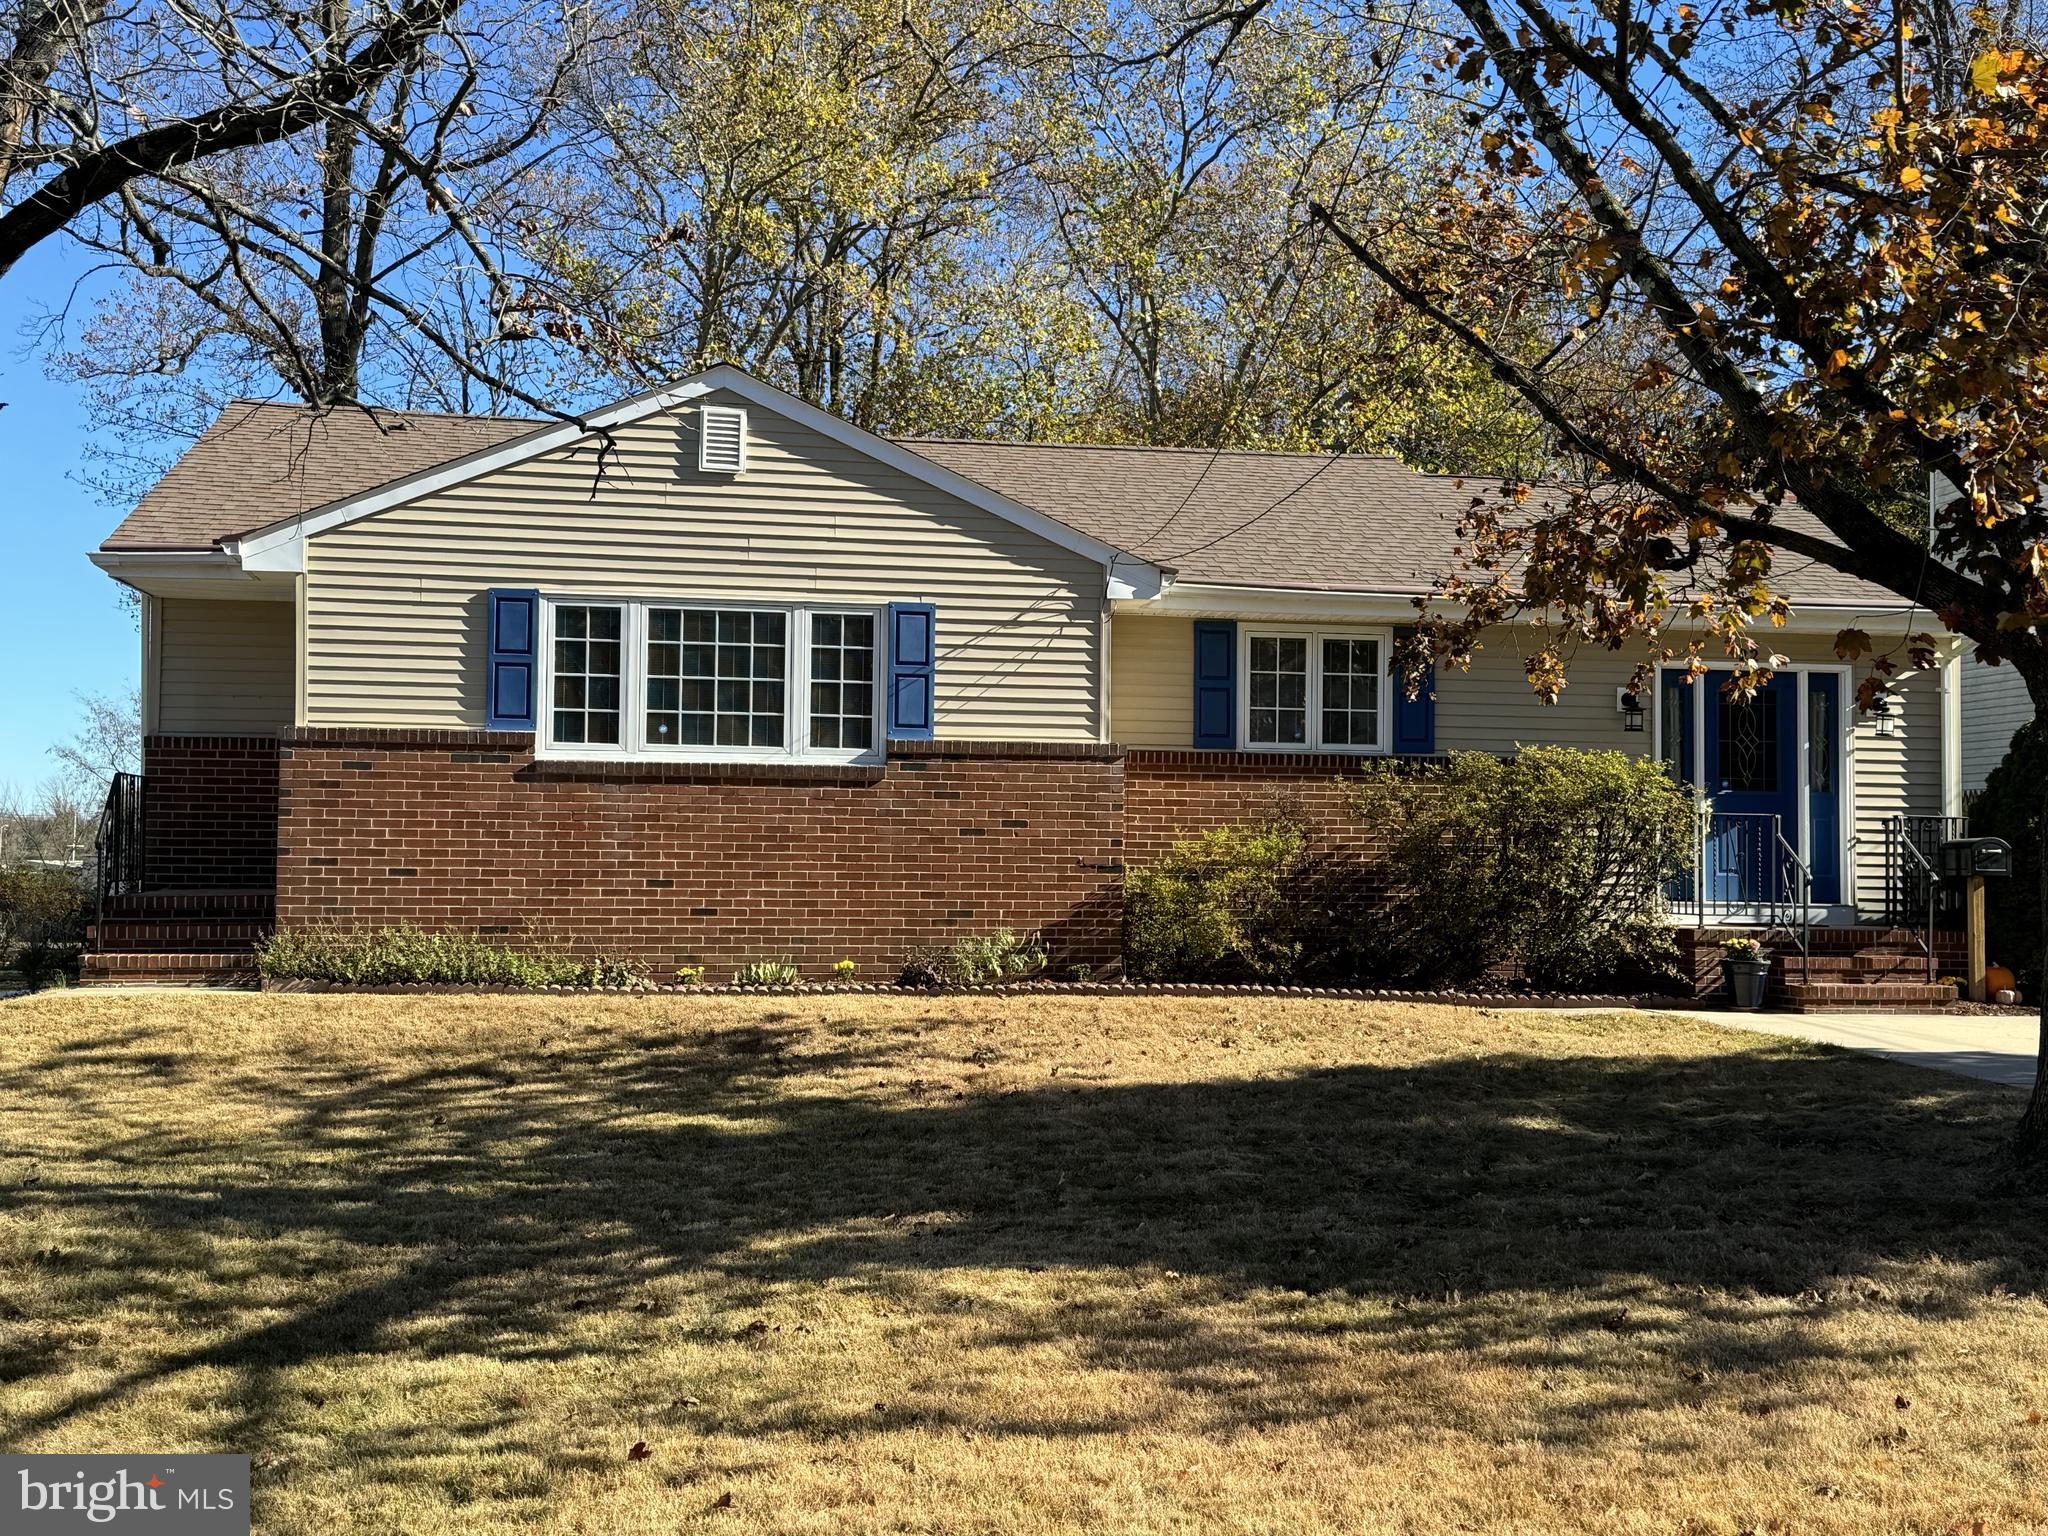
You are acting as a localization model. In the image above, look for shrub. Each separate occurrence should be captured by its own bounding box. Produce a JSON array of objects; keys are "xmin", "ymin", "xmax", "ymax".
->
[
  {"xmin": 14, "ymin": 940, "xmax": 82, "ymax": 991},
  {"xmin": 0, "ymin": 866, "xmax": 90, "ymax": 946},
  {"xmin": 733, "ymin": 958, "xmax": 802, "ymax": 986},
  {"xmin": 1971, "ymin": 714, "xmax": 2045, "ymax": 991},
  {"xmin": 255, "ymin": 925, "xmax": 646, "ymax": 988},
  {"xmin": 898, "ymin": 929, "xmax": 1047, "ymax": 989},
  {"xmin": 1348, "ymin": 746, "xmax": 1695, "ymax": 989},
  {"xmin": 1124, "ymin": 819, "xmax": 1323, "ymax": 982}
]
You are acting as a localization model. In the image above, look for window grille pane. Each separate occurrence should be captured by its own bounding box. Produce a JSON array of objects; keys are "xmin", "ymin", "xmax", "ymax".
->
[
  {"xmin": 1320, "ymin": 636, "xmax": 1380, "ymax": 747},
  {"xmin": 647, "ymin": 606, "xmax": 784, "ymax": 749},
  {"xmin": 551, "ymin": 604, "xmax": 622, "ymax": 746},
  {"xmin": 809, "ymin": 612, "xmax": 876, "ymax": 751},
  {"xmin": 1248, "ymin": 635, "xmax": 1309, "ymax": 745}
]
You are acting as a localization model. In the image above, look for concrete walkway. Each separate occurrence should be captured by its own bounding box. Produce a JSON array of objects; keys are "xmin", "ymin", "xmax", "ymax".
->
[{"xmin": 1673, "ymin": 1006, "xmax": 2038, "ymax": 1090}]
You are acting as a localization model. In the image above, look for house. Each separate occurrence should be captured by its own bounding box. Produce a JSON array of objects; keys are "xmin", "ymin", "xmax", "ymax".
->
[
  {"xmin": 1959, "ymin": 653, "xmax": 2034, "ymax": 797},
  {"xmin": 86, "ymin": 366, "xmax": 1969, "ymax": 1002}
]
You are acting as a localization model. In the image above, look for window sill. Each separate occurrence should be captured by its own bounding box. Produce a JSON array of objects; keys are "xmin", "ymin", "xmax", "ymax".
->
[{"xmin": 522, "ymin": 758, "xmax": 886, "ymax": 785}]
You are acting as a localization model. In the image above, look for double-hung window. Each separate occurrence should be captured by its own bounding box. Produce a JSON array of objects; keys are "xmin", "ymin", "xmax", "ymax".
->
[
  {"xmin": 539, "ymin": 596, "xmax": 881, "ymax": 762},
  {"xmin": 1242, "ymin": 627, "xmax": 1391, "ymax": 752}
]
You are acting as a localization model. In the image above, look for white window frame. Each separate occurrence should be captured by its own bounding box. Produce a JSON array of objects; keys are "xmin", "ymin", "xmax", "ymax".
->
[
  {"xmin": 1239, "ymin": 625, "xmax": 1394, "ymax": 753},
  {"xmin": 534, "ymin": 593, "xmax": 885, "ymax": 764}
]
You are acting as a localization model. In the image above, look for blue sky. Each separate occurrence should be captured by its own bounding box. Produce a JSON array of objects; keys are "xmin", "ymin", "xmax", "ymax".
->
[{"xmin": 1, "ymin": 239, "xmax": 143, "ymax": 794}]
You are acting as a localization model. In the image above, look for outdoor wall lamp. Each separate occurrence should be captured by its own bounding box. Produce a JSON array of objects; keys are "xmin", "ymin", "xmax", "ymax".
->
[
  {"xmin": 1869, "ymin": 691, "xmax": 1897, "ymax": 736},
  {"xmin": 1616, "ymin": 687, "xmax": 1647, "ymax": 732}
]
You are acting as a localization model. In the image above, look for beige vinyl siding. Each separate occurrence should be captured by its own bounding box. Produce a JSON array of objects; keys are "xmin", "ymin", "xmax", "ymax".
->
[
  {"xmin": 153, "ymin": 596, "xmax": 294, "ymax": 735},
  {"xmin": 1110, "ymin": 615, "xmax": 1193, "ymax": 746},
  {"xmin": 1107, "ymin": 611, "xmax": 1946, "ymax": 918},
  {"xmin": 301, "ymin": 393, "xmax": 1107, "ymax": 739},
  {"xmin": 1961, "ymin": 652, "xmax": 2033, "ymax": 793}
]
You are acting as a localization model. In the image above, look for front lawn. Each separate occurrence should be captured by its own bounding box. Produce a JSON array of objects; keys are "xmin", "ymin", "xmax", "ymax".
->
[{"xmin": 2, "ymin": 993, "xmax": 2044, "ymax": 1533}]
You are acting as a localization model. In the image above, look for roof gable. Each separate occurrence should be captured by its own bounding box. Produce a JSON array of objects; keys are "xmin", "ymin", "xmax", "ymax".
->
[{"xmin": 217, "ymin": 368, "xmax": 1164, "ymax": 595}]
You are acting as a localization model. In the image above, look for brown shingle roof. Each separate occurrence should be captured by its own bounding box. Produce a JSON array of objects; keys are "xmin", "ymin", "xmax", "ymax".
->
[
  {"xmin": 102, "ymin": 400, "xmax": 1906, "ymax": 610},
  {"xmin": 906, "ymin": 438, "xmax": 1902, "ymax": 607},
  {"xmin": 100, "ymin": 400, "xmax": 540, "ymax": 550}
]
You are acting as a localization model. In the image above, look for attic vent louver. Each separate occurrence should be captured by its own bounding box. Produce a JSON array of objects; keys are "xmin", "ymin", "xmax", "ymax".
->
[{"xmin": 699, "ymin": 404, "xmax": 747, "ymax": 474}]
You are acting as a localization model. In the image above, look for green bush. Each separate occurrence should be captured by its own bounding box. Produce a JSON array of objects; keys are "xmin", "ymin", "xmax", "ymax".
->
[
  {"xmin": 898, "ymin": 928, "xmax": 1048, "ymax": 989},
  {"xmin": 1124, "ymin": 819, "xmax": 1324, "ymax": 982},
  {"xmin": 0, "ymin": 866, "xmax": 90, "ymax": 946},
  {"xmin": 255, "ymin": 925, "xmax": 646, "ymax": 988},
  {"xmin": 1971, "ymin": 714, "xmax": 2045, "ymax": 992},
  {"xmin": 1348, "ymin": 746, "xmax": 1695, "ymax": 989},
  {"xmin": 14, "ymin": 939, "xmax": 82, "ymax": 991}
]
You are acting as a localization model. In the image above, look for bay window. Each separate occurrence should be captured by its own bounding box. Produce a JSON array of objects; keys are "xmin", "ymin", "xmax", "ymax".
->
[
  {"xmin": 539, "ymin": 596, "xmax": 882, "ymax": 761},
  {"xmin": 1242, "ymin": 627, "xmax": 1391, "ymax": 752}
]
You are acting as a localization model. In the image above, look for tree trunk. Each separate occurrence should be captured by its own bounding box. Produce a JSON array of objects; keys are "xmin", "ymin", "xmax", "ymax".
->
[
  {"xmin": 314, "ymin": 0, "xmax": 360, "ymax": 402},
  {"xmin": 2013, "ymin": 665, "xmax": 2048, "ymax": 1165}
]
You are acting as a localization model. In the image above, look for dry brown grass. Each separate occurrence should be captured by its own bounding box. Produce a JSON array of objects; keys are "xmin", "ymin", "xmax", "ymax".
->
[{"xmin": 2, "ymin": 991, "xmax": 2046, "ymax": 1534}]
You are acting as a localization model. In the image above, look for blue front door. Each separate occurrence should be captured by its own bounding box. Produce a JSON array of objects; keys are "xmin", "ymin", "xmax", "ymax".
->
[{"xmin": 1701, "ymin": 673, "xmax": 1800, "ymax": 905}]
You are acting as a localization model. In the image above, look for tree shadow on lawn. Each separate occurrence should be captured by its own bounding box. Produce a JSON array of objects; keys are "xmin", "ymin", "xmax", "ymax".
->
[{"xmin": 7, "ymin": 1012, "xmax": 2046, "ymax": 1470}]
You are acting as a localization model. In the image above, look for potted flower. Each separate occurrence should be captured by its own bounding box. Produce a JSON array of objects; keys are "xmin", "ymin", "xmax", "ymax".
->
[{"xmin": 1721, "ymin": 937, "xmax": 1770, "ymax": 1010}]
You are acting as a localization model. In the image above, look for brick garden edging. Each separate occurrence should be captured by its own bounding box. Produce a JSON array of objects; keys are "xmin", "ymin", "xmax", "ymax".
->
[{"xmin": 259, "ymin": 977, "xmax": 1637, "ymax": 1007}]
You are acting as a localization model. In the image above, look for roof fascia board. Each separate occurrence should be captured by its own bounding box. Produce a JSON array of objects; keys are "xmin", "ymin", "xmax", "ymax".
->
[
  {"xmin": 228, "ymin": 366, "xmax": 1166, "ymax": 590},
  {"xmin": 90, "ymin": 549, "xmax": 248, "ymax": 584},
  {"xmin": 1125, "ymin": 583, "xmax": 1919, "ymax": 631}
]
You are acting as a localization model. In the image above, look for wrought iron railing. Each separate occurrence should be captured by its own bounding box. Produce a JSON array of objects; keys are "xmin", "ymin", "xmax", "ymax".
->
[
  {"xmin": 1670, "ymin": 802, "xmax": 1814, "ymax": 979},
  {"xmin": 1882, "ymin": 813, "xmax": 1957, "ymax": 982},
  {"xmin": 1884, "ymin": 813, "xmax": 1966, "ymax": 930},
  {"xmin": 1771, "ymin": 824, "xmax": 1813, "ymax": 984},
  {"xmin": 94, "ymin": 772, "xmax": 145, "ymax": 917}
]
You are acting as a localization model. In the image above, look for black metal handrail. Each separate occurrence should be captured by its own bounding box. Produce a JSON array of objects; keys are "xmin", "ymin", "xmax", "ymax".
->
[
  {"xmin": 1686, "ymin": 805, "xmax": 1791, "ymax": 921},
  {"xmin": 1769, "ymin": 826, "xmax": 1813, "ymax": 984},
  {"xmin": 1887, "ymin": 819, "xmax": 1940, "ymax": 983},
  {"xmin": 94, "ymin": 772, "xmax": 145, "ymax": 918},
  {"xmin": 1885, "ymin": 813, "xmax": 1966, "ymax": 928}
]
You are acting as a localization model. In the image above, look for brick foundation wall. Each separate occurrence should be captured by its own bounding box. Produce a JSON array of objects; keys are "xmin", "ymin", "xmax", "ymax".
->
[
  {"xmin": 275, "ymin": 730, "xmax": 1126, "ymax": 979},
  {"xmin": 142, "ymin": 735, "xmax": 280, "ymax": 890},
  {"xmin": 1122, "ymin": 749, "xmax": 1434, "ymax": 864}
]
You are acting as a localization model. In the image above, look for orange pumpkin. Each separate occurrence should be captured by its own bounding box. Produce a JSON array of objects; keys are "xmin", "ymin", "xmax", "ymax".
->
[{"xmin": 1986, "ymin": 964, "xmax": 2018, "ymax": 996}]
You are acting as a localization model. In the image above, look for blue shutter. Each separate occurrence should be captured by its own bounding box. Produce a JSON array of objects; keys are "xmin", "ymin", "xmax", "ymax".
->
[
  {"xmin": 1391, "ymin": 625, "xmax": 1435, "ymax": 755},
  {"xmin": 887, "ymin": 602, "xmax": 936, "ymax": 740},
  {"xmin": 1192, "ymin": 620, "xmax": 1236, "ymax": 749},
  {"xmin": 486, "ymin": 588, "xmax": 539, "ymax": 730}
]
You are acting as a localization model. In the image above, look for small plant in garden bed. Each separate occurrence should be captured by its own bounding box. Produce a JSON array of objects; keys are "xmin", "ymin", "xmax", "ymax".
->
[
  {"xmin": 733, "ymin": 959, "xmax": 802, "ymax": 987},
  {"xmin": 832, "ymin": 958, "xmax": 857, "ymax": 982},
  {"xmin": 674, "ymin": 965, "xmax": 704, "ymax": 986},
  {"xmin": 898, "ymin": 929, "xmax": 1047, "ymax": 989},
  {"xmin": 256, "ymin": 925, "xmax": 646, "ymax": 988}
]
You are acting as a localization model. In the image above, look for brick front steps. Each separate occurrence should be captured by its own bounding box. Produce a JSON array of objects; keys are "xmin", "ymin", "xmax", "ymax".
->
[
  {"xmin": 81, "ymin": 889, "xmax": 272, "ymax": 988},
  {"xmin": 1677, "ymin": 925, "xmax": 1966, "ymax": 1013},
  {"xmin": 1769, "ymin": 977, "xmax": 1962, "ymax": 1012},
  {"xmin": 80, "ymin": 951, "xmax": 261, "ymax": 987}
]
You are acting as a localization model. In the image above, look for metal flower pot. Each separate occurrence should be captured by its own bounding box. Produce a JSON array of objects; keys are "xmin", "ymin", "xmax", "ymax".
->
[{"xmin": 1723, "ymin": 953, "xmax": 1770, "ymax": 1011}]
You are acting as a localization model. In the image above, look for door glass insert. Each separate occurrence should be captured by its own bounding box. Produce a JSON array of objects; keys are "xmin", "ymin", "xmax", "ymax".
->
[
  {"xmin": 1809, "ymin": 684, "xmax": 1834, "ymax": 792},
  {"xmin": 1716, "ymin": 687, "xmax": 1778, "ymax": 791}
]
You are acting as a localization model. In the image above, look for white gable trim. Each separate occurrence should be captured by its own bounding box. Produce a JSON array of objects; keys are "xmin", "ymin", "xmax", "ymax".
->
[{"xmin": 225, "ymin": 366, "xmax": 1168, "ymax": 595}]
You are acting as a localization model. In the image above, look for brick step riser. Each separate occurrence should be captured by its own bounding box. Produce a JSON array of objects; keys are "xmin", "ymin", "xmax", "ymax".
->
[
  {"xmin": 100, "ymin": 891, "xmax": 276, "ymax": 921},
  {"xmin": 79, "ymin": 972, "xmax": 258, "ymax": 989},
  {"xmin": 80, "ymin": 950, "xmax": 258, "ymax": 982},
  {"xmin": 87, "ymin": 923, "xmax": 272, "ymax": 952},
  {"xmin": 1681, "ymin": 930, "xmax": 1964, "ymax": 956},
  {"xmin": 1770, "ymin": 958, "xmax": 1947, "ymax": 980}
]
